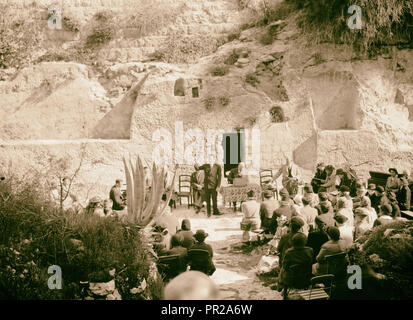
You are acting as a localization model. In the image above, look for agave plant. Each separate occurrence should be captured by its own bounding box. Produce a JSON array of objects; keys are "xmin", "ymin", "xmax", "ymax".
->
[{"xmin": 122, "ymin": 156, "xmax": 176, "ymax": 227}]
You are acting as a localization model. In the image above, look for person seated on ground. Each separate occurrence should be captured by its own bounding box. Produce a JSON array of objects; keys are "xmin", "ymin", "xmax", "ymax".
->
[
  {"xmin": 277, "ymin": 216, "xmax": 305, "ymax": 266},
  {"xmin": 293, "ymin": 194, "xmax": 304, "ymax": 214},
  {"xmin": 336, "ymin": 197, "xmax": 354, "ymax": 228},
  {"xmin": 102, "ymin": 199, "xmax": 114, "ymax": 217},
  {"xmin": 260, "ymin": 189, "xmax": 279, "ymax": 234},
  {"xmin": 373, "ymin": 204, "xmax": 394, "ymax": 227},
  {"xmin": 339, "ymin": 185, "xmax": 353, "ymax": 210},
  {"xmin": 353, "ymin": 183, "xmax": 367, "ymax": 209},
  {"xmin": 278, "ymin": 233, "xmax": 313, "ymax": 292},
  {"xmin": 190, "ymin": 164, "xmax": 205, "ymax": 214},
  {"xmin": 307, "ymin": 215, "xmax": 330, "ymax": 263},
  {"xmin": 312, "ymin": 226, "xmax": 347, "ymax": 276},
  {"xmin": 334, "ymin": 214, "xmax": 353, "ymax": 249},
  {"xmin": 154, "ymin": 201, "xmax": 180, "ymax": 237},
  {"xmin": 241, "ymin": 190, "xmax": 261, "ymax": 241},
  {"xmin": 163, "ymin": 271, "xmax": 220, "ymax": 300},
  {"xmin": 188, "ymin": 230, "xmax": 216, "ymax": 276},
  {"xmin": 321, "ymin": 165, "xmax": 340, "ymax": 193},
  {"xmin": 387, "ymin": 191, "xmax": 401, "ymax": 218},
  {"xmin": 298, "ymin": 195, "xmax": 318, "ymax": 236},
  {"xmin": 386, "ymin": 168, "xmax": 401, "ymax": 193},
  {"xmin": 166, "ymin": 233, "xmax": 188, "ymax": 260},
  {"xmin": 311, "ymin": 162, "xmax": 327, "ymax": 194},
  {"xmin": 110, "ymin": 179, "xmax": 125, "ymax": 211},
  {"xmin": 303, "ymin": 184, "xmax": 319, "ymax": 207},
  {"xmin": 397, "ymin": 172, "xmax": 411, "ymax": 211},
  {"xmin": 176, "ymin": 219, "xmax": 195, "ymax": 249}
]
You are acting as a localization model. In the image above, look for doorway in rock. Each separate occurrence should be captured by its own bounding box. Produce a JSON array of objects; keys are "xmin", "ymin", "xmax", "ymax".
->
[{"xmin": 222, "ymin": 130, "xmax": 244, "ymax": 177}]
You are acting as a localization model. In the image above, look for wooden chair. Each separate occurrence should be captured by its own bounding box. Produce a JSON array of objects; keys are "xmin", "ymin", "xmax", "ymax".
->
[
  {"xmin": 187, "ymin": 249, "xmax": 214, "ymax": 275},
  {"xmin": 297, "ymin": 274, "xmax": 335, "ymax": 300},
  {"xmin": 260, "ymin": 169, "xmax": 278, "ymax": 200},
  {"xmin": 157, "ymin": 254, "xmax": 187, "ymax": 281},
  {"xmin": 282, "ymin": 263, "xmax": 313, "ymax": 300},
  {"xmin": 177, "ymin": 175, "xmax": 192, "ymax": 208},
  {"xmin": 325, "ymin": 252, "xmax": 348, "ymax": 280}
]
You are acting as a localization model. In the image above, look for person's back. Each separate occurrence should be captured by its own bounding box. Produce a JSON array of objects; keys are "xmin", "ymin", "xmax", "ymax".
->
[
  {"xmin": 315, "ymin": 227, "xmax": 347, "ymax": 276},
  {"xmin": 274, "ymin": 200, "xmax": 297, "ymax": 221},
  {"xmin": 242, "ymin": 199, "xmax": 261, "ymax": 223},
  {"xmin": 299, "ymin": 197, "xmax": 318, "ymax": 235},
  {"xmin": 280, "ymin": 233, "xmax": 313, "ymax": 290},
  {"xmin": 177, "ymin": 219, "xmax": 195, "ymax": 249},
  {"xmin": 277, "ymin": 217, "xmax": 305, "ymax": 265},
  {"xmin": 282, "ymin": 246, "xmax": 313, "ymax": 289},
  {"xmin": 260, "ymin": 198, "xmax": 279, "ymax": 231},
  {"xmin": 188, "ymin": 230, "xmax": 215, "ymax": 275},
  {"xmin": 307, "ymin": 229, "xmax": 329, "ymax": 263}
]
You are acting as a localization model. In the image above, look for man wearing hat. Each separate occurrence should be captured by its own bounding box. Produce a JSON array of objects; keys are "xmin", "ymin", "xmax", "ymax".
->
[
  {"xmin": 260, "ymin": 189, "xmax": 279, "ymax": 233},
  {"xmin": 188, "ymin": 230, "xmax": 215, "ymax": 275},
  {"xmin": 386, "ymin": 168, "xmax": 401, "ymax": 192},
  {"xmin": 277, "ymin": 216, "xmax": 305, "ymax": 266},
  {"xmin": 110, "ymin": 179, "xmax": 125, "ymax": 211}
]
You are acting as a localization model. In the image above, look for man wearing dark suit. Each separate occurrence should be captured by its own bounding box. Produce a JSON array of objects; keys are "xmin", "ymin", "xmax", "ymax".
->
[
  {"xmin": 109, "ymin": 179, "xmax": 125, "ymax": 211},
  {"xmin": 200, "ymin": 162, "xmax": 223, "ymax": 217}
]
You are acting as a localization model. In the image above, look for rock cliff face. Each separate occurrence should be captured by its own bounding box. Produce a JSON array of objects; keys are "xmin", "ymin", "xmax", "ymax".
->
[{"xmin": 0, "ymin": 0, "xmax": 412, "ymax": 200}]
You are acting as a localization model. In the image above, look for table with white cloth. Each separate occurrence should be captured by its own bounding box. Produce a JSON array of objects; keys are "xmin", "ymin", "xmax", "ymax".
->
[{"xmin": 219, "ymin": 183, "xmax": 262, "ymax": 204}]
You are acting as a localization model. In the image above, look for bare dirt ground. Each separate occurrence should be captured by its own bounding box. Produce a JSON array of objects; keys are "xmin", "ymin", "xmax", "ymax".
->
[{"xmin": 173, "ymin": 204, "xmax": 282, "ymax": 300}]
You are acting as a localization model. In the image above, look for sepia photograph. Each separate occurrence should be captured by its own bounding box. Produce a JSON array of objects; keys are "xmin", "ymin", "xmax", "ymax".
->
[{"xmin": 0, "ymin": 0, "xmax": 412, "ymax": 306}]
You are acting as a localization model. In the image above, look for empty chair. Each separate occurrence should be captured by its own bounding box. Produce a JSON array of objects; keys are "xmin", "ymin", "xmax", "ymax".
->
[{"xmin": 177, "ymin": 175, "xmax": 192, "ymax": 208}]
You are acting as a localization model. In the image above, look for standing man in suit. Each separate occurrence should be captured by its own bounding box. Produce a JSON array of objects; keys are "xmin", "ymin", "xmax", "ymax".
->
[{"xmin": 200, "ymin": 159, "xmax": 223, "ymax": 217}]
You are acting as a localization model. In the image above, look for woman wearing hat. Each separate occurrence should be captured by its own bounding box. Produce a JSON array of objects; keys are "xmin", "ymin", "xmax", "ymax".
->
[{"xmin": 386, "ymin": 168, "xmax": 401, "ymax": 192}]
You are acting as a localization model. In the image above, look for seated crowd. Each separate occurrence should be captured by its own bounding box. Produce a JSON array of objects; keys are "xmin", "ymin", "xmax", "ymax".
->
[{"xmin": 247, "ymin": 164, "xmax": 412, "ymax": 294}]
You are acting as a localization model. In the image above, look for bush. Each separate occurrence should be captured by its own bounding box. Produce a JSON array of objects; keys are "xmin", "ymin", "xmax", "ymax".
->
[
  {"xmin": 245, "ymin": 72, "xmax": 260, "ymax": 87},
  {"xmin": 227, "ymin": 32, "xmax": 241, "ymax": 42},
  {"xmin": 348, "ymin": 221, "xmax": 413, "ymax": 300},
  {"xmin": 124, "ymin": 1, "xmax": 185, "ymax": 39},
  {"xmin": 270, "ymin": 106, "xmax": 286, "ymax": 123},
  {"xmin": 210, "ymin": 64, "xmax": 229, "ymax": 77},
  {"xmin": 0, "ymin": 5, "xmax": 41, "ymax": 69},
  {"xmin": 219, "ymin": 96, "xmax": 231, "ymax": 107},
  {"xmin": 289, "ymin": 0, "xmax": 413, "ymax": 53},
  {"xmin": 63, "ymin": 16, "xmax": 80, "ymax": 33},
  {"xmin": 85, "ymin": 11, "xmax": 116, "ymax": 49},
  {"xmin": 0, "ymin": 177, "xmax": 160, "ymax": 300},
  {"xmin": 203, "ymin": 96, "xmax": 216, "ymax": 110},
  {"xmin": 224, "ymin": 50, "xmax": 240, "ymax": 65}
]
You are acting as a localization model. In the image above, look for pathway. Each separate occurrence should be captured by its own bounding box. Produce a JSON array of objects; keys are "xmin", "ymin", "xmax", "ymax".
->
[{"xmin": 173, "ymin": 206, "xmax": 282, "ymax": 300}]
